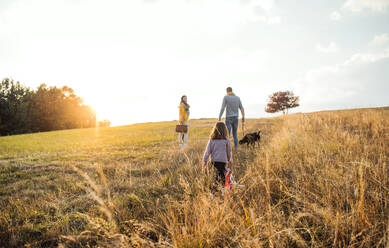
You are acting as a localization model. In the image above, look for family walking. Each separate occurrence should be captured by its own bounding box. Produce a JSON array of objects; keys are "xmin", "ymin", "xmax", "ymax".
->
[
  {"xmin": 178, "ymin": 87, "xmax": 245, "ymax": 193},
  {"xmin": 178, "ymin": 87, "xmax": 245, "ymax": 149}
]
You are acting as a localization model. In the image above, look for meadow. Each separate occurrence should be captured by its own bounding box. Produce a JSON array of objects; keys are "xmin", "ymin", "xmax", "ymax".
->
[{"xmin": 0, "ymin": 108, "xmax": 388, "ymax": 247}]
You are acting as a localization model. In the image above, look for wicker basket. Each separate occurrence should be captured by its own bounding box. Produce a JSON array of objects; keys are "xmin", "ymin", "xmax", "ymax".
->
[{"xmin": 175, "ymin": 124, "xmax": 188, "ymax": 133}]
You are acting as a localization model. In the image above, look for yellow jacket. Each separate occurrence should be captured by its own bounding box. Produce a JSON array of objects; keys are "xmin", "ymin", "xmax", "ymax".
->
[{"xmin": 179, "ymin": 103, "xmax": 189, "ymax": 122}]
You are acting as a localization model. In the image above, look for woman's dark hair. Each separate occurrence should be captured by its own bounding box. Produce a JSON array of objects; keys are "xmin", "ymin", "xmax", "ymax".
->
[
  {"xmin": 181, "ymin": 95, "xmax": 187, "ymax": 103},
  {"xmin": 210, "ymin": 122, "xmax": 228, "ymax": 140}
]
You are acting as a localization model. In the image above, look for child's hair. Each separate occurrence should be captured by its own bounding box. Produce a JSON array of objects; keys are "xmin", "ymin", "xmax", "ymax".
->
[{"xmin": 210, "ymin": 122, "xmax": 228, "ymax": 140}]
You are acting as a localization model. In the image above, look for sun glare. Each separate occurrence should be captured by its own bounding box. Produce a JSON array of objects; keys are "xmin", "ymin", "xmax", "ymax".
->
[
  {"xmin": 84, "ymin": 95, "xmax": 113, "ymax": 123},
  {"xmin": 85, "ymin": 93, "xmax": 140, "ymax": 127}
]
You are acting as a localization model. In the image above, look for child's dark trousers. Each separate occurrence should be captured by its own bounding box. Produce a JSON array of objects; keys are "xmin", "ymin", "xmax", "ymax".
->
[{"xmin": 211, "ymin": 161, "xmax": 226, "ymax": 192}]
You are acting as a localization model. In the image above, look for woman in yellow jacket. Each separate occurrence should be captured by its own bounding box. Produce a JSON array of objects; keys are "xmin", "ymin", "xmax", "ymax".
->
[{"xmin": 179, "ymin": 95, "xmax": 190, "ymax": 148}]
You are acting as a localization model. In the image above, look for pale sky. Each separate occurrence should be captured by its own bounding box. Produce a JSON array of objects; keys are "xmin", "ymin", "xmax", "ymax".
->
[{"xmin": 1, "ymin": 0, "xmax": 388, "ymax": 126}]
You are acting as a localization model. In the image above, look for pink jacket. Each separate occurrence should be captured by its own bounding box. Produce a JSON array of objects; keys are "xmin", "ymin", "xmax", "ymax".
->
[{"xmin": 203, "ymin": 139, "xmax": 232, "ymax": 163}]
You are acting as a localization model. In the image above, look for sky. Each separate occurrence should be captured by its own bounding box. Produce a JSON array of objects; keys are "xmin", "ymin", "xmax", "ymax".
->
[{"xmin": 1, "ymin": 0, "xmax": 388, "ymax": 126}]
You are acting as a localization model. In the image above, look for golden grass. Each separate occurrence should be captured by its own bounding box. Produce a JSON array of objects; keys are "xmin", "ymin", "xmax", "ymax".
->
[{"xmin": 0, "ymin": 109, "xmax": 388, "ymax": 247}]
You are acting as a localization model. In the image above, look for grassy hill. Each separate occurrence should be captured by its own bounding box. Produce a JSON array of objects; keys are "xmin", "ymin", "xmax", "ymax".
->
[{"xmin": 0, "ymin": 108, "xmax": 388, "ymax": 247}]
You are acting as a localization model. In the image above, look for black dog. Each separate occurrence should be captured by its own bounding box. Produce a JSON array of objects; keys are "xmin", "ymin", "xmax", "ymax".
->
[{"xmin": 239, "ymin": 131, "xmax": 261, "ymax": 147}]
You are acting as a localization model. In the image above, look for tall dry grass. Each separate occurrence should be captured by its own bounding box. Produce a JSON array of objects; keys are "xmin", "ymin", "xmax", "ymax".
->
[
  {"xmin": 1, "ymin": 110, "xmax": 388, "ymax": 247},
  {"xmin": 57, "ymin": 109, "xmax": 388, "ymax": 247}
]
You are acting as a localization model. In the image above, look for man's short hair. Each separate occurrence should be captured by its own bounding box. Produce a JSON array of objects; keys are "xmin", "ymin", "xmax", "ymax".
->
[{"xmin": 226, "ymin": 87, "xmax": 232, "ymax": 92}]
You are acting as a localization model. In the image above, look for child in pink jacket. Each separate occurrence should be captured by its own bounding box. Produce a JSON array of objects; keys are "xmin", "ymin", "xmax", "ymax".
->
[{"xmin": 203, "ymin": 122, "xmax": 232, "ymax": 192}]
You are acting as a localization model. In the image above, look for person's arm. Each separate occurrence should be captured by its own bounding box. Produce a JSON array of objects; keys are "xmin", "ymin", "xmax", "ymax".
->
[
  {"xmin": 239, "ymin": 98, "xmax": 245, "ymax": 122},
  {"xmin": 179, "ymin": 104, "xmax": 184, "ymax": 124},
  {"xmin": 203, "ymin": 140, "xmax": 212, "ymax": 167},
  {"xmin": 218, "ymin": 96, "xmax": 227, "ymax": 121},
  {"xmin": 226, "ymin": 139, "xmax": 232, "ymax": 163}
]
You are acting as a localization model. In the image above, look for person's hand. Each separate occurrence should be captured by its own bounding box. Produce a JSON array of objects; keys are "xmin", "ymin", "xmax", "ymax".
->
[
  {"xmin": 202, "ymin": 162, "xmax": 208, "ymax": 172},
  {"xmin": 242, "ymin": 117, "xmax": 245, "ymax": 123}
]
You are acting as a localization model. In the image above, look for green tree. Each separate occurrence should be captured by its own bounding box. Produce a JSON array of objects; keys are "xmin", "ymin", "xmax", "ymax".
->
[
  {"xmin": 31, "ymin": 84, "xmax": 97, "ymax": 132},
  {"xmin": 0, "ymin": 78, "xmax": 32, "ymax": 135},
  {"xmin": 0, "ymin": 79, "xmax": 99, "ymax": 136}
]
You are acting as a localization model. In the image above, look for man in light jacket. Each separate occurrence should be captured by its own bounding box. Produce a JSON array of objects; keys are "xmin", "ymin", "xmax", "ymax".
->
[{"xmin": 218, "ymin": 87, "xmax": 245, "ymax": 148}]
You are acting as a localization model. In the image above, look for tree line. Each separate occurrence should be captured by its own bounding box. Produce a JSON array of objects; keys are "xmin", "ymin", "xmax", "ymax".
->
[{"xmin": 0, "ymin": 78, "xmax": 107, "ymax": 136}]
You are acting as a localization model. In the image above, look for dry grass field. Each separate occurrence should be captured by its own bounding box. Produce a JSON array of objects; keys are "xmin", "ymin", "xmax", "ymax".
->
[{"xmin": 0, "ymin": 108, "xmax": 388, "ymax": 247}]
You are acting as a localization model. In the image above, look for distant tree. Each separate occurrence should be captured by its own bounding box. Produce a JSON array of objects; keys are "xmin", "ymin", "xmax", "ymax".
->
[
  {"xmin": 265, "ymin": 91, "xmax": 299, "ymax": 114},
  {"xmin": 31, "ymin": 84, "xmax": 63, "ymax": 131},
  {"xmin": 0, "ymin": 78, "xmax": 100, "ymax": 136},
  {"xmin": 30, "ymin": 84, "xmax": 97, "ymax": 131},
  {"xmin": 78, "ymin": 105, "xmax": 97, "ymax": 128},
  {"xmin": 0, "ymin": 78, "xmax": 32, "ymax": 135},
  {"xmin": 98, "ymin": 120, "xmax": 111, "ymax": 127}
]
